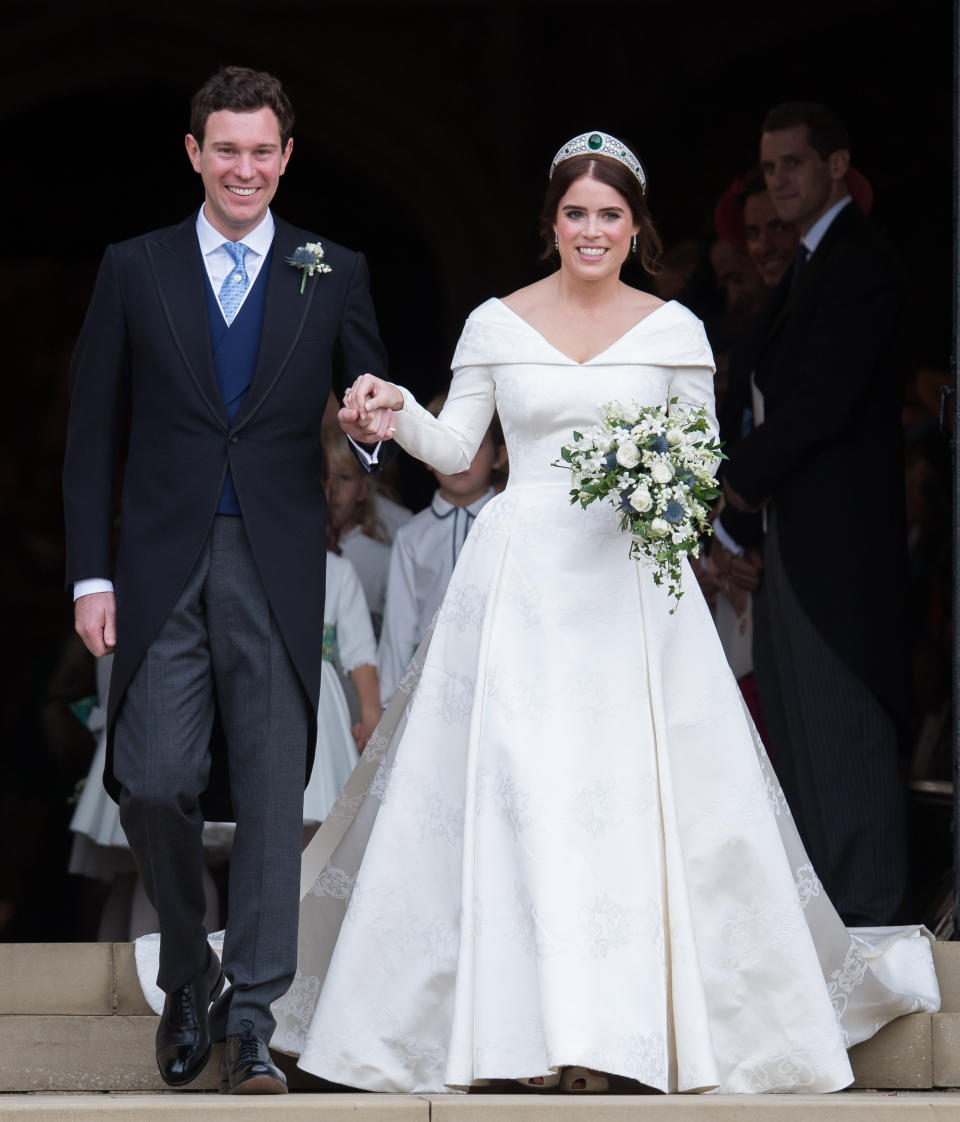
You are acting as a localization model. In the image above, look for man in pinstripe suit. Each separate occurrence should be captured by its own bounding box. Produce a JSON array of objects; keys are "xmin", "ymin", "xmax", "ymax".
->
[{"xmin": 718, "ymin": 102, "xmax": 908, "ymax": 926}]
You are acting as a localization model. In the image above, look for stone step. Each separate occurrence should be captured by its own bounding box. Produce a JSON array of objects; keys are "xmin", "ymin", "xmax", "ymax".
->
[
  {"xmin": 0, "ymin": 943, "xmax": 151, "ymax": 1017},
  {"xmin": 0, "ymin": 1012, "xmax": 952, "ymax": 1094},
  {"xmin": 2, "ymin": 1092, "xmax": 960, "ymax": 1121},
  {"xmin": 3, "ymin": 941, "xmax": 957, "ymax": 1017},
  {"xmin": 933, "ymin": 940, "xmax": 960, "ymax": 1012},
  {"xmin": 0, "ymin": 1095, "xmax": 423, "ymax": 1121},
  {"xmin": 1, "ymin": 942, "xmax": 957, "ymax": 1094}
]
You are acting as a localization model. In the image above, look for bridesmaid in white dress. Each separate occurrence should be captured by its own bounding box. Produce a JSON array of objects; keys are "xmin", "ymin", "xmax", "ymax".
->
[
  {"xmin": 302, "ymin": 550, "xmax": 380, "ymax": 826},
  {"xmin": 137, "ymin": 132, "xmax": 939, "ymax": 1093}
]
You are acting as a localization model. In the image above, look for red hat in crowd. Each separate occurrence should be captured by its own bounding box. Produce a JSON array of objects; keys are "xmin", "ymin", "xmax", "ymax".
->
[{"xmin": 713, "ymin": 165, "xmax": 874, "ymax": 251}]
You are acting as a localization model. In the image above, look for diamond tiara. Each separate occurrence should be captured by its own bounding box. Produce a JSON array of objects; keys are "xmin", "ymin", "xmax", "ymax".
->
[{"xmin": 549, "ymin": 131, "xmax": 646, "ymax": 192}]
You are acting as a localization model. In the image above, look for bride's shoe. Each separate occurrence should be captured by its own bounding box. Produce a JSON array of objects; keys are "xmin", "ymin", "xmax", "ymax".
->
[
  {"xmin": 515, "ymin": 1072, "xmax": 561, "ymax": 1090},
  {"xmin": 560, "ymin": 1066, "xmax": 610, "ymax": 1092}
]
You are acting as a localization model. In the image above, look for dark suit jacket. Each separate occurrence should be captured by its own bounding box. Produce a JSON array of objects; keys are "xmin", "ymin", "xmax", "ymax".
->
[
  {"xmin": 722, "ymin": 202, "xmax": 908, "ymax": 717},
  {"xmin": 63, "ymin": 213, "xmax": 388, "ymax": 808},
  {"xmin": 714, "ymin": 306, "xmax": 769, "ymax": 555}
]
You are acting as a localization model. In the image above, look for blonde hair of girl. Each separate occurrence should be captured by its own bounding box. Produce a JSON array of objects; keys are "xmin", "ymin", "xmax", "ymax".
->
[{"xmin": 322, "ymin": 425, "xmax": 389, "ymax": 544}]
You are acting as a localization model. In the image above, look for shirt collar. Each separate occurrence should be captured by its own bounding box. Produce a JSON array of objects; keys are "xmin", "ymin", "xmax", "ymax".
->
[
  {"xmin": 196, "ymin": 205, "xmax": 275, "ymax": 259},
  {"xmin": 802, "ymin": 195, "xmax": 852, "ymax": 257},
  {"xmin": 431, "ymin": 487, "xmax": 495, "ymax": 518}
]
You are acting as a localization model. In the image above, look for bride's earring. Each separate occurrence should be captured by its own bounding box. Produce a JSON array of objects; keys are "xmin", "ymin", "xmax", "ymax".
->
[
  {"xmin": 553, "ymin": 233, "xmax": 559, "ymax": 253},
  {"xmin": 631, "ymin": 234, "xmax": 638, "ymax": 255}
]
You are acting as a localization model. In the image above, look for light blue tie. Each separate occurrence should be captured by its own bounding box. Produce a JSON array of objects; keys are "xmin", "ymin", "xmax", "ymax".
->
[{"xmin": 219, "ymin": 242, "xmax": 250, "ymax": 325}]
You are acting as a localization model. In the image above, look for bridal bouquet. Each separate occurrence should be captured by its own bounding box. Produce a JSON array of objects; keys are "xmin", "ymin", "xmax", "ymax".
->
[{"xmin": 556, "ymin": 399, "xmax": 724, "ymax": 608}]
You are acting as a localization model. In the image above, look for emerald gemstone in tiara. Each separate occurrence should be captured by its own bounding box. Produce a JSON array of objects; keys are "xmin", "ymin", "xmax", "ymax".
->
[{"xmin": 549, "ymin": 130, "xmax": 646, "ymax": 192}]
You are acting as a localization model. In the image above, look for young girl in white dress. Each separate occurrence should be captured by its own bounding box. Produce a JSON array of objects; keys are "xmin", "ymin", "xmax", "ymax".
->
[
  {"xmin": 323, "ymin": 424, "xmax": 392, "ymax": 637},
  {"xmin": 302, "ymin": 548, "xmax": 380, "ymax": 826}
]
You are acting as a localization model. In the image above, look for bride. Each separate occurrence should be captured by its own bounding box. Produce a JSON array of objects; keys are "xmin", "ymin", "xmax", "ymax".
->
[{"xmin": 265, "ymin": 133, "xmax": 937, "ymax": 1093}]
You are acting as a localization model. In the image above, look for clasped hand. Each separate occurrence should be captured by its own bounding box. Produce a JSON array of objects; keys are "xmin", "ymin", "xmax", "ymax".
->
[
  {"xmin": 710, "ymin": 543, "xmax": 764, "ymax": 616},
  {"xmin": 338, "ymin": 374, "xmax": 404, "ymax": 443}
]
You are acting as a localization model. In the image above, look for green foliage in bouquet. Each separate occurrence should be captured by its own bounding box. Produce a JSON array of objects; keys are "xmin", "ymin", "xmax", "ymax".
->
[{"xmin": 556, "ymin": 398, "xmax": 725, "ymax": 609}]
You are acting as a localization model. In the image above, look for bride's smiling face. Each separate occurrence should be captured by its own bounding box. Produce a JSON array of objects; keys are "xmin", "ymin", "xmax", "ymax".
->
[{"xmin": 554, "ymin": 174, "xmax": 638, "ymax": 279}]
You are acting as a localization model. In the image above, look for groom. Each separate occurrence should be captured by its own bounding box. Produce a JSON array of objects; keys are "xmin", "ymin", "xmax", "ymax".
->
[{"xmin": 63, "ymin": 67, "xmax": 386, "ymax": 1093}]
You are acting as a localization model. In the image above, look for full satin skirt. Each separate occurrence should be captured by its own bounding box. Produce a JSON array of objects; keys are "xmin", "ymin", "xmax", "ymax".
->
[{"xmin": 260, "ymin": 484, "xmax": 939, "ymax": 1093}]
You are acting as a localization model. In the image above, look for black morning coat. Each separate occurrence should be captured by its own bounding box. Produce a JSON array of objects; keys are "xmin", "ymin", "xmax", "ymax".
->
[
  {"xmin": 62, "ymin": 213, "xmax": 388, "ymax": 816},
  {"xmin": 721, "ymin": 200, "xmax": 909, "ymax": 720}
]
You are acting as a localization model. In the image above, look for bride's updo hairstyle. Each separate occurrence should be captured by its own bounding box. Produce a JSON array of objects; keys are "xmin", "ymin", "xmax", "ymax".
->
[{"xmin": 539, "ymin": 153, "xmax": 662, "ymax": 274}]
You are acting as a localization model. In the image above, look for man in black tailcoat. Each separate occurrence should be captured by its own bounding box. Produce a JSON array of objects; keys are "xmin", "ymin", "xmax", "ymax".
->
[
  {"xmin": 718, "ymin": 101, "xmax": 909, "ymax": 926},
  {"xmin": 63, "ymin": 67, "xmax": 386, "ymax": 1093}
]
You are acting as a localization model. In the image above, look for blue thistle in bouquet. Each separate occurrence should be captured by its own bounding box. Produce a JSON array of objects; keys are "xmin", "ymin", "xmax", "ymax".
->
[{"xmin": 555, "ymin": 398, "xmax": 724, "ymax": 609}]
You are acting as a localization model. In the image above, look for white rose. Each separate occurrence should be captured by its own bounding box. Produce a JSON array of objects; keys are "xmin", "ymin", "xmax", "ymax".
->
[
  {"xmin": 616, "ymin": 441, "xmax": 640, "ymax": 468},
  {"xmin": 651, "ymin": 460, "xmax": 674, "ymax": 484},
  {"xmin": 651, "ymin": 517, "xmax": 671, "ymax": 536},
  {"xmin": 666, "ymin": 426, "xmax": 684, "ymax": 445},
  {"xmin": 629, "ymin": 486, "xmax": 653, "ymax": 513}
]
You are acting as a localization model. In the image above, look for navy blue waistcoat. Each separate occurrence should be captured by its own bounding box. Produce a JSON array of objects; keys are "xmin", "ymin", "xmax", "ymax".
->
[{"xmin": 204, "ymin": 252, "xmax": 273, "ymax": 514}]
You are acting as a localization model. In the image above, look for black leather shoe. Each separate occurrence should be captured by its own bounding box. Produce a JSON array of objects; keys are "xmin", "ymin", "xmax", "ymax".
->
[
  {"xmin": 219, "ymin": 1020, "xmax": 288, "ymax": 1094},
  {"xmin": 155, "ymin": 949, "xmax": 224, "ymax": 1087}
]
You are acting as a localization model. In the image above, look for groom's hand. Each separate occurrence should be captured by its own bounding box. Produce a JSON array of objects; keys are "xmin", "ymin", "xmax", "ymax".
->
[
  {"xmin": 75, "ymin": 591, "xmax": 117, "ymax": 657},
  {"xmin": 338, "ymin": 405, "xmax": 398, "ymax": 444},
  {"xmin": 339, "ymin": 374, "xmax": 404, "ymax": 443}
]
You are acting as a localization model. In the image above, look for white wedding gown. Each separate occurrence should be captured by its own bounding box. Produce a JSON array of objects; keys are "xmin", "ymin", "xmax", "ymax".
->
[{"xmin": 137, "ymin": 298, "xmax": 939, "ymax": 1093}]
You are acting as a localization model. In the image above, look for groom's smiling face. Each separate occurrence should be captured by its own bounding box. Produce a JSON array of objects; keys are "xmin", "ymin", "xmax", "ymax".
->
[{"xmin": 185, "ymin": 106, "xmax": 293, "ymax": 240}]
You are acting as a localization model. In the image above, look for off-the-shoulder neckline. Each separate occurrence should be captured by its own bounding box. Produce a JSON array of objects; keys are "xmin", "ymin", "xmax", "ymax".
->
[{"xmin": 490, "ymin": 297, "xmax": 677, "ymax": 366}]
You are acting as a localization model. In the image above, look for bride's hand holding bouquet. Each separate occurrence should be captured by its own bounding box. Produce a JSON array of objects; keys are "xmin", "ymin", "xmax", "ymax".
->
[{"xmin": 556, "ymin": 397, "xmax": 724, "ymax": 609}]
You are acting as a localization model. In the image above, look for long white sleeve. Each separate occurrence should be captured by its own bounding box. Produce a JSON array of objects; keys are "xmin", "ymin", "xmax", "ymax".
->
[{"xmin": 392, "ymin": 365, "xmax": 496, "ymax": 475}]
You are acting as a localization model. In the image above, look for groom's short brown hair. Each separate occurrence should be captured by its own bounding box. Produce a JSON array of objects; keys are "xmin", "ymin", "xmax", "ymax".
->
[{"xmin": 190, "ymin": 66, "xmax": 295, "ymax": 149}]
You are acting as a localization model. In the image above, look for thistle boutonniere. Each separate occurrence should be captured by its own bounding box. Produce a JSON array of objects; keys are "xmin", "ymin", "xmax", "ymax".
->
[{"xmin": 286, "ymin": 241, "xmax": 332, "ymax": 294}]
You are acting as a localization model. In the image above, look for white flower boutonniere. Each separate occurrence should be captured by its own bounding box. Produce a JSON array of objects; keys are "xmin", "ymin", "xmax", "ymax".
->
[{"xmin": 286, "ymin": 241, "xmax": 332, "ymax": 294}]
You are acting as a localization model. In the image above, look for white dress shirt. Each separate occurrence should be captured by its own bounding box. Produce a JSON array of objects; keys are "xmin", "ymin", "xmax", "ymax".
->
[
  {"xmin": 196, "ymin": 204, "xmax": 274, "ymax": 323},
  {"xmin": 802, "ymin": 194, "xmax": 852, "ymax": 256}
]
